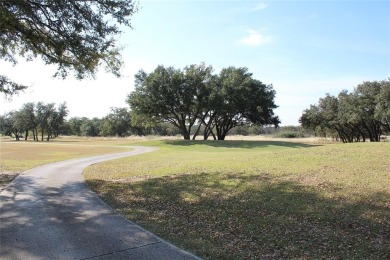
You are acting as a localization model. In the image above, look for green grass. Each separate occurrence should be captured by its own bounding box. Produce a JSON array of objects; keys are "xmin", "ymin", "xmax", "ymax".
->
[
  {"xmin": 2, "ymin": 137, "xmax": 389, "ymax": 258},
  {"xmin": 84, "ymin": 140, "xmax": 390, "ymax": 259}
]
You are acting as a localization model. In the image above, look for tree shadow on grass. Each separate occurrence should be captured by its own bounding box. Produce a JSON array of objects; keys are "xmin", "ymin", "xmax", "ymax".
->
[
  {"xmin": 88, "ymin": 173, "xmax": 390, "ymax": 259},
  {"xmin": 162, "ymin": 140, "xmax": 319, "ymax": 149}
]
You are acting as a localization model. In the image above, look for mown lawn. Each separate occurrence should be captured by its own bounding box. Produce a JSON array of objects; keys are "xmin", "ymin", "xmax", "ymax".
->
[{"xmin": 84, "ymin": 140, "xmax": 390, "ymax": 259}]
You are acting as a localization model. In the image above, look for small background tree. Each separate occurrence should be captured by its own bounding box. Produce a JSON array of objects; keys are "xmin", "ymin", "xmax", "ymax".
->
[{"xmin": 300, "ymin": 79, "xmax": 390, "ymax": 142}]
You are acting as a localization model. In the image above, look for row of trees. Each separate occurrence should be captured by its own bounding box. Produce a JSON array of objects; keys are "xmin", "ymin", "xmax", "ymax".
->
[
  {"xmin": 0, "ymin": 106, "xmax": 137, "ymax": 140},
  {"xmin": 300, "ymin": 79, "xmax": 390, "ymax": 142},
  {"xmin": 1, "ymin": 105, "xmax": 176, "ymax": 139},
  {"xmin": 64, "ymin": 108, "xmax": 136, "ymax": 137},
  {"xmin": 62, "ymin": 116, "xmax": 292, "ymax": 138},
  {"xmin": 127, "ymin": 64, "xmax": 280, "ymax": 140},
  {"xmin": 63, "ymin": 116, "xmax": 189, "ymax": 137},
  {"xmin": 0, "ymin": 102, "xmax": 68, "ymax": 141},
  {"xmin": 1, "ymin": 104, "xmax": 281, "ymax": 140}
]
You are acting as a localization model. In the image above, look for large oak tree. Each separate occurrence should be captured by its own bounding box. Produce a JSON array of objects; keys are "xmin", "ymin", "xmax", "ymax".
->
[
  {"xmin": 128, "ymin": 64, "xmax": 213, "ymax": 140},
  {"xmin": 127, "ymin": 64, "xmax": 280, "ymax": 140},
  {"xmin": 209, "ymin": 67, "xmax": 280, "ymax": 140}
]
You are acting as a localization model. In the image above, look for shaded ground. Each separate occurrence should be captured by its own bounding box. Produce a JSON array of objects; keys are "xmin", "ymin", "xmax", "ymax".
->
[
  {"xmin": 89, "ymin": 172, "xmax": 390, "ymax": 259},
  {"xmin": 0, "ymin": 171, "xmax": 19, "ymax": 192},
  {"xmin": 86, "ymin": 141, "xmax": 390, "ymax": 259},
  {"xmin": 0, "ymin": 147, "xmax": 199, "ymax": 259},
  {"xmin": 162, "ymin": 139, "xmax": 319, "ymax": 149}
]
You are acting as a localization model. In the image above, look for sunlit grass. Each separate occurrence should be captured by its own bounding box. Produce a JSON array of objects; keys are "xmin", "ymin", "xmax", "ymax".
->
[
  {"xmin": 0, "ymin": 141, "xmax": 131, "ymax": 173},
  {"xmin": 0, "ymin": 139, "xmax": 135, "ymax": 190},
  {"xmin": 2, "ymin": 136, "xmax": 389, "ymax": 258},
  {"xmin": 85, "ymin": 140, "xmax": 390, "ymax": 259}
]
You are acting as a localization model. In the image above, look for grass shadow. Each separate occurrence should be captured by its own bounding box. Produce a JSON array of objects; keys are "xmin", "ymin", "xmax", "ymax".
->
[
  {"xmin": 162, "ymin": 140, "xmax": 320, "ymax": 149},
  {"xmin": 88, "ymin": 172, "xmax": 390, "ymax": 259}
]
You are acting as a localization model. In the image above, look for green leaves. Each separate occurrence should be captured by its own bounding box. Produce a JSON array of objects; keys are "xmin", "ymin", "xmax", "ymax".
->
[
  {"xmin": 100, "ymin": 107, "xmax": 132, "ymax": 137},
  {"xmin": 127, "ymin": 64, "xmax": 280, "ymax": 140},
  {"xmin": 0, "ymin": 0, "xmax": 138, "ymax": 83},
  {"xmin": 300, "ymin": 79, "xmax": 390, "ymax": 142},
  {"xmin": 0, "ymin": 101, "xmax": 68, "ymax": 141},
  {"xmin": 128, "ymin": 64, "xmax": 214, "ymax": 140},
  {"xmin": 205, "ymin": 67, "xmax": 280, "ymax": 140},
  {"xmin": 0, "ymin": 75, "xmax": 28, "ymax": 100}
]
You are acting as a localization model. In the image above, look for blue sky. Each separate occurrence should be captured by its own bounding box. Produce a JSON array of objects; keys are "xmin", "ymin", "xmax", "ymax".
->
[{"xmin": 1, "ymin": 0, "xmax": 389, "ymax": 126}]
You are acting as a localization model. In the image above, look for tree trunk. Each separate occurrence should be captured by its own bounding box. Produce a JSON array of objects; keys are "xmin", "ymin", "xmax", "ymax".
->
[
  {"xmin": 13, "ymin": 130, "xmax": 20, "ymax": 141},
  {"xmin": 383, "ymin": 120, "xmax": 390, "ymax": 133},
  {"xmin": 25, "ymin": 130, "xmax": 29, "ymax": 141},
  {"xmin": 374, "ymin": 122, "xmax": 382, "ymax": 142},
  {"xmin": 33, "ymin": 129, "xmax": 38, "ymax": 141},
  {"xmin": 217, "ymin": 134, "xmax": 226, "ymax": 140},
  {"xmin": 216, "ymin": 125, "xmax": 226, "ymax": 140},
  {"xmin": 203, "ymin": 127, "xmax": 210, "ymax": 140},
  {"xmin": 192, "ymin": 123, "xmax": 202, "ymax": 140},
  {"xmin": 203, "ymin": 126, "xmax": 214, "ymax": 140},
  {"xmin": 181, "ymin": 126, "xmax": 190, "ymax": 140},
  {"xmin": 183, "ymin": 132, "xmax": 190, "ymax": 140}
]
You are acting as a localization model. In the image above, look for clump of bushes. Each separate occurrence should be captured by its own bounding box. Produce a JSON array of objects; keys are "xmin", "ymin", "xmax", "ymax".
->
[{"xmin": 273, "ymin": 126, "xmax": 306, "ymax": 138}]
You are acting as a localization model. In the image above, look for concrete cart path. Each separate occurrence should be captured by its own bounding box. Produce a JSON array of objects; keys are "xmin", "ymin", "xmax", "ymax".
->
[{"xmin": 0, "ymin": 146, "xmax": 199, "ymax": 260}]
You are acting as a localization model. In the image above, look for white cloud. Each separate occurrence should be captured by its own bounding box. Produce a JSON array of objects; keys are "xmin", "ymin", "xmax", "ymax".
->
[
  {"xmin": 238, "ymin": 29, "xmax": 271, "ymax": 46},
  {"xmin": 251, "ymin": 2, "xmax": 267, "ymax": 12}
]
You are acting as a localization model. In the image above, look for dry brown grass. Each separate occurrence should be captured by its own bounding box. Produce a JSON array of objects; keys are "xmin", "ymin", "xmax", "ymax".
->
[
  {"xmin": 0, "ymin": 140, "xmax": 130, "ymax": 191},
  {"xmin": 85, "ymin": 140, "xmax": 390, "ymax": 259}
]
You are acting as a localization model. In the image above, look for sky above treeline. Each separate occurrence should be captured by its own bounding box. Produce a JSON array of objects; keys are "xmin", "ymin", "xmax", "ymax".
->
[{"xmin": 1, "ymin": 0, "xmax": 389, "ymax": 126}]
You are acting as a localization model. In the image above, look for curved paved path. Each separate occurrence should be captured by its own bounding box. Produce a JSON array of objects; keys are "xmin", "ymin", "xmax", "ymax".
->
[{"xmin": 0, "ymin": 146, "xmax": 199, "ymax": 260}]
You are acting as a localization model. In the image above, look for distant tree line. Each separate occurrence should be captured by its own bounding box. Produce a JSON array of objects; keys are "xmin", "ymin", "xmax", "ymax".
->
[
  {"xmin": 0, "ymin": 105, "xmax": 135, "ymax": 140},
  {"xmin": 1, "ymin": 102, "xmax": 296, "ymax": 141},
  {"xmin": 300, "ymin": 79, "xmax": 390, "ymax": 142},
  {"xmin": 191, "ymin": 124, "xmax": 307, "ymax": 138},
  {"xmin": 62, "ymin": 108, "xmax": 138, "ymax": 137},
  {"xmin": 61, "ymin": 114, "xmax": 285, "ymax": 138},
  {"xmin": 0, "ymin": 102, "xmax": 68, "ymax": 141},
  {"xmin": 127, "ymin": 63, "xmax": 280, "ymax": 140},
  {"xmin": 0, "ymin": 105, "xmax": 182, "ymax": 140}
]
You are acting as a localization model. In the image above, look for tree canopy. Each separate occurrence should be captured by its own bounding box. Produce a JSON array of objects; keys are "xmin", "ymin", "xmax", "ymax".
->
[
  {"xmin": 0, "ymin": 103, "xmax": 139, "ymax": 139},
  {"xmin": 0, "ymin": 0, "xmax": 138, "ymax": 97},
  {"xmin": 127, "ymin": 64, "xmax": 280, "ymax": 140},
  {"xmin": 100, "ymin": 107, "xmax": 132, "ymax": 137},
  {"xmin": 300, "ymin": 79, "xmax": 390, "ymax": 142},
  {"xmin": 209, "ymin": 67, "xmax": 280, "ymax": 140}
]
